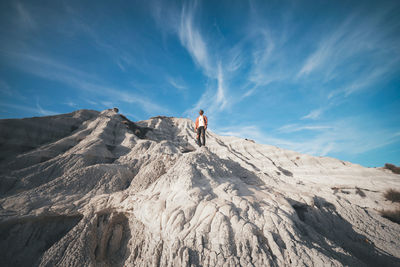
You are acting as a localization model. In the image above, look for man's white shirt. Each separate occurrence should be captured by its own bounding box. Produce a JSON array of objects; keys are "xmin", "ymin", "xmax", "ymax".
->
[{"xmin": 198, "ymin": 115, "xmax": 205, "ymax": 127}]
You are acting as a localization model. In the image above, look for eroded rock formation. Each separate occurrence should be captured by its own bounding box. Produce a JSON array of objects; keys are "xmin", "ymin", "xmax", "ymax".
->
[{"xmin": 0, "ymin": 109, "xmax": 399, "ymax": 266}]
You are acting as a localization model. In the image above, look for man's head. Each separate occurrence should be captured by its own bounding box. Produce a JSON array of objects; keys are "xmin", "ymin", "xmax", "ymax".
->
[{"xmin": 199, "ymin": 109, "xmax": 204, "ymax": 115}]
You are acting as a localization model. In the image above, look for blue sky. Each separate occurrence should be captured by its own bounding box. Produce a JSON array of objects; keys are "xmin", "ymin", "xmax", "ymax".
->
[{"xmin": 0, "ymin": 0, "xmax": 399, "ymax": 167}]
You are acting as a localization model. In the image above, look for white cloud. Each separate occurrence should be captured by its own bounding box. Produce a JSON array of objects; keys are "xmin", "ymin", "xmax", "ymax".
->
[
  {"xmin": 297, "ymin": 42, "xmax": 332, "ymax": 78},
  {"xmin": 344, "ymin": 61, "xmax": 397, "ymax": 96},
  {"xmin": 216, "ymin": 118, "xmax": 400, "ymax": 159},
  {"xmin": 277, "ymin": 124, "xmax": 333, "ymax": 133},
  {"xmin": 183, "ymin": 83, "xmax": 213, "ymax": 117},
  {"xmin": 36, "ymin": 101, "xmax": 57, "ymax": 116},
  {"xmin": 64, "ymin": 101, "xmax": 78, "ymax": 108},
  {"xmin": 84, "ymin": 99, "xmax": 98, "ymax": 105},
  {"xmin": 178, "ymin": 1, "xmax": 212, "ymax": 76},
  {"xmin": 302, "ymin": 108, "xmax": 323, "ymax": 120},
  {"xmin": 327, "ymin": 58, "xmax": 399, "ymax": 100},
  {"xmin": 0, "ymin": 102, "xmax": 57, "ymax": 117},
  {"xmin": 167, "ymin": 76, "xmax": 187, "ymax": 91},
  {"xmin": 100, "ymin": 101, "xmax": 114, "ymax": 107},
  {"xmin": 15, "ymin": 2, "xmax": 36, "ymax": 29},
  {"xmin": 3, "ymin": 51, "xmax": 169, "ymax": 115},
  {"xmin": 297, "ymin": 16, "xmax": 355, "ymax": 78},
  {"xmin": 216, "ymin": 125, "xmax": 304, "ymax": 151},
  {"xmin": 248, "ymin": 29, "xmax": 282, "ymax": 87},
  {"xmin": 0, "ymin": 103, "xmax": 38, "ymax": 115},
  {"xmin": 216, "ymin": 63, "xmax": 228, "ymax": 110},
  {"xmin": 183, "ymin": 60, "xmax": 230, "ymax": 118},
  {"xmin": 226, "ymin": 44, "xmax": 245, "ymax": 72},
  {"xmin": 63, "ymin": 4, "xmax": 156, "ymax": 74},
  {"xmin": 118, "ymin": 109, "xmax": 138, "ymax": 121},
  {"xmin": 5, "ymin": 51, "xmax": 96, "ymax": 82},
  {"xmin": 173, "ymin": 3, "xmax": 231, "ymax": 116},
  {"xmin": 297, "ymin": 11, "xmax": 400, "ymax": 95},
  {"xmin": 242, "ymin": 88, "xmax": 256, "ymax": 98}
]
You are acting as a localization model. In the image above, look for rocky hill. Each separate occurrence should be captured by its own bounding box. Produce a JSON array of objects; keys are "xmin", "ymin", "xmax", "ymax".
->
[{"xmin": 0, "ymin": 108, "xmax": 399, "ymax": 266}]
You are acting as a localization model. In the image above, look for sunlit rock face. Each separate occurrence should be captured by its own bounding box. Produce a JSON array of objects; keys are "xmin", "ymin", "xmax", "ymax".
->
[{"xmin": 1, "ymin": 109, "xmax": 399, "ymax": 266}]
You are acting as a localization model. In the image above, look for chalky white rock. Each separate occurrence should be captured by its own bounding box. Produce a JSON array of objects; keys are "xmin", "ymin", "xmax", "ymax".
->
[{"xmin": 0, "ymin": 108, "xmax": 399, "ymax": 266}]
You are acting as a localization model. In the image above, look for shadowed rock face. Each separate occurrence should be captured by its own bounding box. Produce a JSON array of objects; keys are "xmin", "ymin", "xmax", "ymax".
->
[
  {"xmin": 0, "ymin": 214, "xmax": 83, "ymax": 267},
  {"xmin": 0, "ymin": 109, "xmax": 399, "ymax": 266},
  {"xmin": 0, "ymin": 109, "xmax": 99, "ymax": 164}
]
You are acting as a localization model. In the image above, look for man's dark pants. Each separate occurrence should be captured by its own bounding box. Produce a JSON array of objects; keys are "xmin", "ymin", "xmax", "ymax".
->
[{"xmin": 197, "ymin": 126, "xmax": 206, "ymax": 147}]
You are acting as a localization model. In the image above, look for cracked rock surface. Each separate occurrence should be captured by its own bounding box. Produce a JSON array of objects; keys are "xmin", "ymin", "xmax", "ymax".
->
[{"xmin": 0, "ymin": 108, "xmax": 399, "ymax": 266}]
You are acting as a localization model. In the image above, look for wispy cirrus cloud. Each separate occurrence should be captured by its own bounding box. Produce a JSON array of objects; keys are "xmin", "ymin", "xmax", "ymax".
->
[
  {"xmin": 149, "ymin": 0, "xmax": 232, "ymax": 118},
  {"xmin": 64, "ymin": 100, "xmax": 78, "ymax": 108},
  {"xmin": 216, "ymin": 124, "xmax": 332, "ymax": 156},
  {"xmin": 225, "ymin": 42, "xmax": 246, "ymax": 73},
  {"xmin": 328, "ymin": 58, "xmax": 399, "ymax": 99},
  {"xmin": 2, "ymin": 50, "xmax": 169, "ymax": 115},
  {"xmin": 297, "ymin": 15, "xmax": 359, "ymax": 78},
  {"xmin": 15, "ymin": 1, "xmax": 36, "ymax": 29},
  {"xmin": 302, "ymin": 108, "xmax": 324, "ymax": 120},
  {"xmin": 215, "ymin": 63, "xmax": 228, "ymax": 110},
  {"xmin": 36, "ymin": 100, "xmax": 57, "ymax": 116},
  {"xmin": 167, "ymin": 76, "xmax": 187, "ymax": 91},
  {"xmin": 248, "ymin": 29, "xmax": 279, "ymax": 87},
  {"xmin": 166, "ymin": 1, "xmax": 233, "ymax": 116},
  {"xmin": 243, "ymin": 0, "xmax": 299, "ymax": 91},
  {"xmin": 297, "ymin": 10, "xmax": 400, "ymax": 97},
  {"xmin": 277, "ymin": 123, "xmax": 333, "ymax": 133},
  {"xmin": 217, "ymin": 118, "xmax": 400, "ymax": 157},
  {"xmin": 183, "ymin": 60, "xmax": 229, "ymax": 119},
  {"xmin": 63, "ymin": 3, "xmax": 165, "ymax": 75},
  {"xmin": 178, "ymin": 1, "xmax": 212, "ymax": 76},
  {"xmin": 0, "ymin": 102, "xmax": 57, "ymax": 117}
]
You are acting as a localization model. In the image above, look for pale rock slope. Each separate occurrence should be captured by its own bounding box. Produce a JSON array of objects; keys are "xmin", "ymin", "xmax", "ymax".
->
[{"xmin": 0, "ymin": 108, "xmax": 399, "ymax": 266}]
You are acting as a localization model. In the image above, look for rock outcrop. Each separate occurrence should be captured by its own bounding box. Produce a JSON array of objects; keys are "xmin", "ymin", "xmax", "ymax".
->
[{"xmin": 0, "ymin": 108, "xmax": 399, "ymax": 266}]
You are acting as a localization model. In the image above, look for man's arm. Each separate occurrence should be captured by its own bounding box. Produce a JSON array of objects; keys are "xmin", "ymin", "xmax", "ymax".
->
[{"xmin": 195, "ymin": 117, "xmax": 199, "ymax": 131}]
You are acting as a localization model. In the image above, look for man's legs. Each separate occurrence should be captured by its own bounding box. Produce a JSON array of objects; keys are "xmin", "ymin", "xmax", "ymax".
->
[
  {"xmin": 196, "ymin": 127, "xmax": 202, "ymax": 147},
  {"xmin": 201, "ymin": 127, "xmax": 206, "ymax": 146}
]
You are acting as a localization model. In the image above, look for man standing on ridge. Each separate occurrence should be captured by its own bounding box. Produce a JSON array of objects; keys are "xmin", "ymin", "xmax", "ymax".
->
[{"xmin": 195, "ymin": 109, "xmax": 208, "ymax": 147}]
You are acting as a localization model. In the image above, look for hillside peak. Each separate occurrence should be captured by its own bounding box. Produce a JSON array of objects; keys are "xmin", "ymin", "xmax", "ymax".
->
[{"xmin": 0, "ymin": 109, "xmax": 399, "ymax": 266}]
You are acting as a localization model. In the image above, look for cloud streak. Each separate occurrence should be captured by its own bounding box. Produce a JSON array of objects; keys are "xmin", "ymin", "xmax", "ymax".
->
[
  {"xmin": 217, "ymin": 118, "xmax": 400, "ymax": 157},
  {"xmin": 3, "ymin": 50, "xmax": 169, "ymax": 115},
  {"xmin": 298, "ymin": 10, "xmax": 400, "ymax": 98},
  {"xmin": 216, "ymin": 63, "xmax": 228, "ymax": 110},
  {"xmin": 36, "ymin": 100, "xmax": 57, "ymax": 116},
  {"xmin": 302, "ymin": 108, "xmax": 324, "ymax": 120},
  {"xmin": 277, "ymin": 123, "xmax": 333, "ymax": 133},
  {"xmin": 167, "ymin": 76, "xmax": 187, "ymax": 91},
  {"xmin": 15, "ymin": 1, "xmax": 36, "ymax": 29},
  {"xmin": 170, "ymin": 2, "xmax": 232, "ymax": 116},
  {"xmin": 178, "ymin": 1, "xmax": 212, "ymax": 76},
  {"xmin": 0, "ymin": 102, "xmax": 57, "ymax": 117}
]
